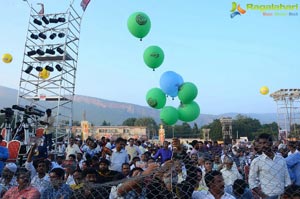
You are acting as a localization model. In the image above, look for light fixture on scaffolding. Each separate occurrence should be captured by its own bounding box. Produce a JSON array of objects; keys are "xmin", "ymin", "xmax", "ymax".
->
[
  {"xmin": 38, "ymin": 32, "xmax": 47, "ymax": 40},
  {"xmin": 49, "ymin": 18, "xmax": 58, "ymax": 23},
  {"xmin": 45, "ymin": 49, "xmax": 55, "ymax": 55},
  {"xmin": 45, "ymin": 65, "xmax": 54, "ymax": 72},
  {"xmin": 49, "ymin": 33, "xmax": 57, "ymax": 40},
  {"xmin": 35, "ymin": 66, "xmax": 43, "ymax": 72},
  {"xmin": 58, "ymin": 17, "xmax": 66, "ymax": 23},
  {"xmin": 56, "ymin": 47, "xmax": 64, "ymax": 54},
  {"xmin": 24, "ymin": 66, "xmax": 34, "ymax": 74},
  {"xmin": 27, "ymin": 50, "xmax": 37, "ymax": 56},
  {"xmin": 36, "ymin": 49, "xmax": 45, "ymax": 56},
  {"xmin": 30, "ymin": 33, "xmax": 39, "ymax": 40},
  {"xmin": 33, "ymin": 18, "xmax": 42, "ymax": 26},
  {"xmin": 55, "ymin": 64, "xmax": 62, "ymax": 72},
  {"xmin": 41, "ymin": 16, "xmax": 49, "ymax": 25},
  {"xmin": 58, "ymin": 33, "xmax": 65, "ymax": 38}
]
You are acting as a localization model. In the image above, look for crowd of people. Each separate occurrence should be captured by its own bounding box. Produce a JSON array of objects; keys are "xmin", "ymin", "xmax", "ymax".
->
[{"xmin": 0, "ymin": 133, "xmax": 300, "ymax": 199}]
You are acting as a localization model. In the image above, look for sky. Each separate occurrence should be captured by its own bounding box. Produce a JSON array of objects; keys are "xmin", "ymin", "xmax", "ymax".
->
[{"xmin": 0, "ymin": 0, "xmax": 299, "ymax": 115}]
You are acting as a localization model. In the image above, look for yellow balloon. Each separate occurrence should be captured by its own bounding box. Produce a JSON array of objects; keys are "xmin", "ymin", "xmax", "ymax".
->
[
  {"xmin": 260, "ymin": 86, "xmax": 269, "ymax": 95},
  {"xmin": 39, "ymin": 68, "xmax": 50, "ymax": 79},
  {"xmin": 2, "ymin": 53, "xmax": 13, "ymax": 63}
]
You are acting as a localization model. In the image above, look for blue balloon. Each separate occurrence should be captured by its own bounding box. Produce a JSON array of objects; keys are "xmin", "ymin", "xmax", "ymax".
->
[{"xmin": 159, "ymin": 71, "xmax": 184, "ymax": 97}]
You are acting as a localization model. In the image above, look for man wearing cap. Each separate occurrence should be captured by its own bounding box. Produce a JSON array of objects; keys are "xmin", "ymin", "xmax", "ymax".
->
[
  {"xmin": 0, "ymin": 163, "xmax": 18, "ymax": 193},
  {"xmin": 0, "ymin": 135, "xmax": 9, "ymax": 174}
]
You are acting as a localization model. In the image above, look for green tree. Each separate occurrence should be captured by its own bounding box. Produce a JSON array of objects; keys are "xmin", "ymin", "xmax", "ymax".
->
[
  {"xmin": 134, "ymin": 117, "xmax": 158, "ymax": 139},
  {"xmin": 191, "ymin": 123, "xmax": 200, "ymax": 138},
  {"xmin": 72, "ymin": 120, "xmax": 81, "ymax": 126},
  {"xmin": 253, "ymin": 122, "xmax": 278, "ymax": 140},
  {"xmin": 102, "ymin": 120, "xmax": 110, "ymax": 126},
  {"xmin": 202, "ymin": 119, "xmax": 222, "ymax": 141},
  {"xmin": 122, "ymin": 118, "xmax": 136, "ymax": 126},
  {"xmin": 232, "ymin": 114, "xmax": 261, "ymax": 140}
]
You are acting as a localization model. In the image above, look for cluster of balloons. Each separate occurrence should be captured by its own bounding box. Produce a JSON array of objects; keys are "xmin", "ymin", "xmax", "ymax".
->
[
  {"xmin": 128, "ymin": 12, "xmax": 200, "ymax": 126},
  {"xmin": 146, "ymin": 71, "xmax": 200, "ymax": 125},
  {"xmin": 260, "ymin": 86, "xmax": 269, "ymax": 95},
  {"xmin": 2, "ymin": 53, "xmax": 13, "ymax": 64}
]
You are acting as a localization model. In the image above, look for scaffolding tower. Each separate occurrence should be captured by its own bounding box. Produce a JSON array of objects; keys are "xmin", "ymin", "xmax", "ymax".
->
[
  {"xmin": 270, "ymin": 89, "xmax": 300, "ymax": 139},
  {"xmin": 16, "ymin": 1, "xmax": 84, "ymax": 149}
]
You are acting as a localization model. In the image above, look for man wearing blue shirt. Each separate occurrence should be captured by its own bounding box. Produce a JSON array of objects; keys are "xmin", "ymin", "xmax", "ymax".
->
[
  {"xmin": 0, "ymin": 135, "xmax": 9, "ymax": 175},
  {"xmin": 286, "ymin": 152, "xmax": 300, "ymax": 186},
  {"xmin": 153, "ymin": 141, "xmax": 172, "ymax": 164}
]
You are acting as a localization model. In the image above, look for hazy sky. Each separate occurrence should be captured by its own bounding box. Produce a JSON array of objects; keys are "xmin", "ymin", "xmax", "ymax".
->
[{"xmin": 0, "ymin": 0, "xmax": 299, "ymax": 115}]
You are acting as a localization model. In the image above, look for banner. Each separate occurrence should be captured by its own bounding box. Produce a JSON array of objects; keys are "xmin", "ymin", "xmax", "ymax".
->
[{"xmin": 80, "ymin": 0, "xmax": 91, "ymax": 11}]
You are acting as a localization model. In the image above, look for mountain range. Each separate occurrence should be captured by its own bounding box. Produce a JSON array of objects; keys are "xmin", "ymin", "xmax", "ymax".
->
[{"xmin": 0, "ymin": 86, "xmax": 277, "ymax": 126}]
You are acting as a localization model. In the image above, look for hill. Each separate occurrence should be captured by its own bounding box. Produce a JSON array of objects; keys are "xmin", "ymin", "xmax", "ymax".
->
[{"xmin": 0, "ymin": 86, "xmax": 277, "ymax": 126}]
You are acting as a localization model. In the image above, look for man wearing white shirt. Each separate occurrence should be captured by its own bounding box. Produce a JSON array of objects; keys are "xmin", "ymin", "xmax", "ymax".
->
[
  {"xmin": 192, "ymin": 170, "xmax": 235, "ymax": 199},
  {"xmin": 65, "ymin": 137, "xmax": 81, "ymax": 160},
  {"xmin": 25, "ymin": 143, "xmax": 51, "ymax": 195},
  {"xmin": 287, "ymin": 141, "xmax": 299, "ymax": 156},
  {"xmin": 125, "ymin": 138, "xmax": 141, "ymax": 162},
  {"xmin": 249, "ymin": 133, "xmax": 291, "ymax": 199},
  {"xmin": 221, "ymin": 156, "xmax": 242, "ymax": 191}
]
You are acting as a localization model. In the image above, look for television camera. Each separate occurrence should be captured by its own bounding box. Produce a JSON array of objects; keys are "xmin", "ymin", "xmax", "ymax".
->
[
  {"xmin": 12, "ymin": 105, "xmax": 45, "ymax": 117},
  {"xmin": 0, "ymin": 107, "xmax": 14, "ymax": 118}
]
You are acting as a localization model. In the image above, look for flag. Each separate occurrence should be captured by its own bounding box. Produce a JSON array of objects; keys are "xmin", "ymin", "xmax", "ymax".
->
[
  {"xmin": 80, "ymin": 0, "xmax": 91, "ymax": 11},
  {"xmin": 37, "ymin": 3, "xmax": 44, "ymax": 16}
]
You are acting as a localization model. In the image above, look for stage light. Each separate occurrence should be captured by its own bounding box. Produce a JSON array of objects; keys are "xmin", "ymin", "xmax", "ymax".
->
[
  {"xmin": 38, "ymin": 32, "xmax": 47, "ymax": 40},
  {"xmin": 49, "ymin": 33, "xmax": 57, "ymax": 40},
  {"xmin": 41, "ymin": 16, "xmax": 49, "ymax": 24},
  {"xmin": 58, "ymin": 17, "xmax": 66, "ymax": 23},
  {"xmin": 36, "ymin": 49, "xmax": 45, "ymax": 56},
  {"xmin": 27, "ymin": 50, "xmax": 36, "ymax": 56},
  {"xmin": 49, "ymin": 18, "xmax": 58, "ymax": 23},
  {"xmin": 35, "ymin": 66, "xmax": 43, "ymax": 72},
  {"xmin": 45, "ymin": 65, "xmax": 54, "ymax": 72},
  {"xmin": 33, "ymin": 19, "xmax": 42, "ymax": 26},
  {"xmin": 56, "ymin": 47, "xmax": 64, "ymax": 54},
  {"xmin": 30, "ymin": 33, "xmax": 38, "ymax": 40},
  {"xmin": 55, "ymin": 64, "xmax": 62, "ymax": 72},
  {"xmin": 25, "ymin": 66, "xmax": 33, "ymax": 74},
  {"xmin": 45, "ymin": 49, "xmax": 55, "ymax": 55},
  {"xmin": 58, "ymin": 33, "xmax": 65, "ymax": 38}
]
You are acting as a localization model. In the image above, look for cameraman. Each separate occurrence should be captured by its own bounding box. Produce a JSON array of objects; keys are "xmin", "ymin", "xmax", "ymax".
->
[{"xmin": 40, "ymin": 109, "xmax": 55, "ymax": 152}]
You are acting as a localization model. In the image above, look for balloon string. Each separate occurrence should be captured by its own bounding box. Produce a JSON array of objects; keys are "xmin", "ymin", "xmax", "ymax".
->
[{"xmin": 140, "ymin": 38, "xmax": 142, "ymax": 41}]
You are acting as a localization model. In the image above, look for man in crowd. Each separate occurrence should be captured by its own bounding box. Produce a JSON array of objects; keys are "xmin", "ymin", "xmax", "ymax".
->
[{"xmin": 249, "ymin": 133, "xmax": 291, "ymax": 199}]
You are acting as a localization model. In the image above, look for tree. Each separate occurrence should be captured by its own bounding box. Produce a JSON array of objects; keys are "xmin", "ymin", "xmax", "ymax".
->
[
  {"xmin": 202, "ymin": 119, "xmax": 222, "ymax": 141},
  {"xmin": 232, "ymin": 114, "xmax": 262, "ymax": 140},
  {"xmin": 102, "ymin": 120, "xmax": 110, "ymax": 126},
  {"xmin": 72, "ymin": 120, "xmax": 81, "ymax": 126},
  {"xmin": 192, "ymin": 123, "xmax": 200, "ymax": 137},
  {"xmin": 122, "ymin": 118, "xmax": 136, "ymax": 126}
]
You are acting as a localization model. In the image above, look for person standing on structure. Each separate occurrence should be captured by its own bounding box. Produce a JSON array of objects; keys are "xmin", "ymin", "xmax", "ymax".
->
[{"xmin": 40, "ymin": 109, "xmax": 55, "ymax": 152}]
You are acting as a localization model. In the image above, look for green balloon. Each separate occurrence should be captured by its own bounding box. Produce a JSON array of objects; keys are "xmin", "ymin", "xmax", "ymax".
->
[
  {"xmin": 178, "ymin": 101, "xmax": 200, "ymax": 122},
  {"xmin": 127, "ymin": 12, "xmax": 151, "ymax": 40},
  {"xmin": 160, "ymin": 106, "xmax": 178, "ymax": 125},
  {"xmin": 146, "ymin": 88, "xmax": 166, "ymax": 109},
  {"xmin": 178, "ymin": 82, "xmax": 198, "ymax": 104},
  {"xmin": 143, "ymin": 46, "xmax": 164, "ymax": 70}
]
